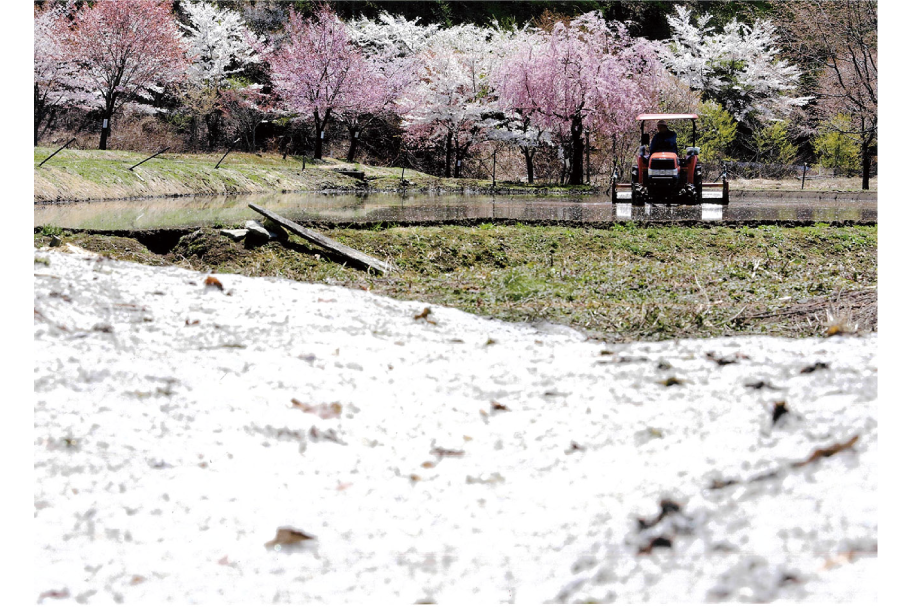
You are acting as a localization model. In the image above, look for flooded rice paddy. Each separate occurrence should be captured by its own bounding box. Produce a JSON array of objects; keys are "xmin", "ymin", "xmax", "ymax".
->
[{"xmin": 34, "ymin": 191, "xmax": 876, "ymax": 231}]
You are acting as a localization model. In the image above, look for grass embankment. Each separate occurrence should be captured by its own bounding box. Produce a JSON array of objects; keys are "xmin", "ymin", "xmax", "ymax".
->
[
  {"xmin": 33, "ymin": 147, "xmax": 876, "ymax": 202},
  {"xmin": 33, "ymin": 147, "xmax": 597, "ymax": 202},
  {"xmin": 35, "ymin": 223, "xmax": 877, "ymax": 342}
]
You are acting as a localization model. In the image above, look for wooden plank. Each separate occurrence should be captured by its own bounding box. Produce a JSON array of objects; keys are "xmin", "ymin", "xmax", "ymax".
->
[{"xmin": 248, "ymin": 203, "xmax": 395, "ymax": 275}]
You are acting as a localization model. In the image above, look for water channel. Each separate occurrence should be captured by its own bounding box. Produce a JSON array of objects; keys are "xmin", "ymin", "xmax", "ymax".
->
[{"xmin": 34, "ymin": 191, "xmax": 877, "ymax": 231}]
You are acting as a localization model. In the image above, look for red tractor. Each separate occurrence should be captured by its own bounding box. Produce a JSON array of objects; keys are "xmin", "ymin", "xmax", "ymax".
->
[{"xmin": 612, "ymin": 113, "xmax": 729, "ymax": 205}]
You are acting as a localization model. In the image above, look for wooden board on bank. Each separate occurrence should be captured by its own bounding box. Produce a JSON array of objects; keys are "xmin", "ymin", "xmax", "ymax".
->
[{"xmin": 248, "ymin": 203, "xmax": 395, "ymax": 275}]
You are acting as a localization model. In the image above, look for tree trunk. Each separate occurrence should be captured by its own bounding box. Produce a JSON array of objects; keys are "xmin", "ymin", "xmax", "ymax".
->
[
  {"xmin": 313, "ymin": 111, "xmax": 333, "ymax": 159},
  {"xmin": 585, "ymin": 131, "xmax": 591, "ymax": 184},
  {"xmin": 34, "ymin": 83, "xmax": 43, "ymax": 147},
  {"xmin": 453, "ymin": 141, "xmax": 461, "ymax": 178},
  {"xmin": 861, "ymin": 136, "xmax": 872, "ymax": 191},
  {"xmin": 444, "ymin": 132, "xmax": 452, "ymax": 178},
  {"xmin": 205, "ymin": 110, "xmax": 221, "ymax": 151},
  {"xmin": 313, "ymin": 112, "xmax": 323, "ymax": 159},
  {"xmin": 99, "ymin": 95, "xmax": 115, "ymax": 150},
  {"xmin": 860, "ymin": 116, "xmax": 872, "ymax": 191},
  {"xmin": 346, "ymin": 126, "xmax": 358, "ymax": 162},
  {"xmin": 522, "ymin": 147, "xmax": 535, "ymax": 184},
  {"xmin": 99, "ymin": 111, "xmax": 112, "ymax": 150},
  {"xmin": 569, "ymin": 115, "xmax": 584, "ymax": 186}
]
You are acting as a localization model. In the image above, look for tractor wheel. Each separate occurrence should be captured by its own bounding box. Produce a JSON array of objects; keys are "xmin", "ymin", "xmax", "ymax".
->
[
  {"xmin": 631, "ymin": 185, "xmax": 645, "ymax": 206},
  {"xmin": 694, "ymin": 169, "xmax": 703, "ymax": 203}
]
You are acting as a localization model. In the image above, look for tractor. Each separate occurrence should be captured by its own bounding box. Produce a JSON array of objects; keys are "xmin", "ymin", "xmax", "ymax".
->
[{"xmin": 612, "ymin": 113, "xmax": 729, "ymax": 205}]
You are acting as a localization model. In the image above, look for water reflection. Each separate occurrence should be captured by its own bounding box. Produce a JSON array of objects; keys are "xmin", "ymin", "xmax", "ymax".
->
[{"xmin": 34, "ymin": 191, "xmax": 877, "ymax": 230}]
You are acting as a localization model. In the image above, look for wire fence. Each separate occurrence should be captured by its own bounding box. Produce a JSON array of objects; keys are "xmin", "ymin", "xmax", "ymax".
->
[{"xmin": 702, "ymin": 161, "xmax": 877, "ymax": 181}]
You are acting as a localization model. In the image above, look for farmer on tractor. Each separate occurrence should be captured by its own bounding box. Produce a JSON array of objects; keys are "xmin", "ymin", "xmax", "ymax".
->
[
  {"xmin": 649, "ymin": 119, "xmax": 678, "ymax": 154},
  {"xmin": 611, "ymin": 113, "xmax": 729, "ymax": 205}
]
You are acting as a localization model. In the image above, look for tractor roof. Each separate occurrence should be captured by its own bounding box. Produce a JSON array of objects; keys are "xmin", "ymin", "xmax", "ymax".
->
[{"xmin": 636, "ymin": 113, "xmax": 699, "ymax": 121}]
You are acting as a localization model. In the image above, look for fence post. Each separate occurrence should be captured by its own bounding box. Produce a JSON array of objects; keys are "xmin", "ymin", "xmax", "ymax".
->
[
  {"xmin": 37, "ymin": 137, "xmax": 77, "ymax": 167},
  {"xmin": 801, "ymin": 163, "xmax": 808, "ymax": 189},
  {"xmin": 492, "ymin": 149, "xmax": 496, "ymax": 189},
  {"xmin": 128, "ymin": 147, "xmax": 170, "ymax": 171}
]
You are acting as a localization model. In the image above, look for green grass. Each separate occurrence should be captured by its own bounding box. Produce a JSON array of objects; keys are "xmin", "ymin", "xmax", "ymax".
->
[
  {"xmin": 36, "ymin": 223, "xmax": 878, "ymax": 342},
  {"xmin": 34, "ymin": 147, "xmax": 604, "ymax": 202}
]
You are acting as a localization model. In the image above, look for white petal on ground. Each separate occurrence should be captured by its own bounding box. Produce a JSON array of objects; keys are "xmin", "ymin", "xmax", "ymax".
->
[{"xmin": 34, "ymin": 248, "xmax": 877, "ymax": 603}]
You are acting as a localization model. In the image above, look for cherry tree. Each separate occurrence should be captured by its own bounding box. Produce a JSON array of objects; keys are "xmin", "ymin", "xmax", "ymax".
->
[
  {"xmin": 775, "ymin": 0, "xmax": 877, "ymax": 189},
  {"xmin": 346, "ymin": 12, "xmax": 440, "ymax": 58},
  {"xmin": 216, "ymin": 84, "xmax": 274, "ymax": 151},
  {"xmin": 484, "ymin": 110, "xmax": 552, "ymax": 184},
  {"xmin": 34, "ymin": 2, "xmax": 75, "ymax": 146},
  {"xmin": 180, "ymin": 1, "xmax": 259, "ymax": 87},
  {"xmin": 178, "ymin": 1, "xmax": 260, "ymax": 148},
  {"xmin": 660, "ymin": 5, "xmax": 811, "ymax": 124},
  {"xmin": 335, "ymin": 59, "xmax": 412, "ymax": 162},
  {"xmin": 338, "ymin": 14, "xmax": 423, "ymax": 162},
  {"xmin": 66, "ymin": 0, "xmax": 189, "ymax": 149},
  {"xmin": 400, "ymin": 23, "xmax": 515, "ymax": 177},
  {"xmin": 496, "ymin": 13, "xmax": 661, "ymax": 185},
  {"xmin": 266, "ymin": 5, "xmax": 378, "ymax": 160}
]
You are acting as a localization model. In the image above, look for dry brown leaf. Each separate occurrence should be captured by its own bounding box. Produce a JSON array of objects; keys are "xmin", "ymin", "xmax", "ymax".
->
[
  {"xmin": 414, "ymin": 307, "xmax": 437, "ymax": 324},
  {"xmin": 204, "ymin": 276, "xmax": 223, "ymax": 291},
  {"xmin": 291, "ymin": 399, "xmax": 342, "ymax": 419},
  {"xmin": 264, "ymin": 527, "xmax": 316, "ymax": 549},
  {"xmin": 772, "ymin": 401, "xmax": 789, "ymax": 425},
  {"xmin": 431, "ymin": 446, "xmax": 465, "ymax": 459},
  {"xmin": 792, "ymin": 435, "xmax": 859, "ymax": 468}
]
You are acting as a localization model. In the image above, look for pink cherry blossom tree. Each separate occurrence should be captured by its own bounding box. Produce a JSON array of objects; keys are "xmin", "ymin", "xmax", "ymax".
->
[
  {"xmin": 496, "ymin": 13, "xmax": 661, "ymax": 185},
  {"xmin": 34, "ymin": 2, "xmax": 76, "ymax": 146},
  {"xmin": 334, "ymin": 59, "xmax": 411, "ymax": 162},
  {"xmin": 65, "ymin": 0, "xmax": 190, "ymax": 150},
  {"xmin": 266, "ymin": 5, "xmax": 378, "ymax": 160},
  {"xmin": 337, "ymin": 22, "xmax": 416, "ymax": 162}
]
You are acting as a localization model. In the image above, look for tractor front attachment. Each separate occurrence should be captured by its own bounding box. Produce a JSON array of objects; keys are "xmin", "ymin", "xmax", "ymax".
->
[{"xmin": 698, "ymin": 164, "xmax": 730, "ymax": 204}]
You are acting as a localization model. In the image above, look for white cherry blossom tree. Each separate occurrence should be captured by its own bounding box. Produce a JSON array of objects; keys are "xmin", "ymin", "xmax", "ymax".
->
[
  {"xmin": 660, "ymin": 5, "xmax": 811, "ymax": 124},
  {"xmin": 180, "ymin": 1, "xmax": 260, "ymax": 87}
]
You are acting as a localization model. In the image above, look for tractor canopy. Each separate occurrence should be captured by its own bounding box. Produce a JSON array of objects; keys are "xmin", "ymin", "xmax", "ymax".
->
[{"xmin": 637, "ymin": 113, "xmax": 699, "ymax": 154}]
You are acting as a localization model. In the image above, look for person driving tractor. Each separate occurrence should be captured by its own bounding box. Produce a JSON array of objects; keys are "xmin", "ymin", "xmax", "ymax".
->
[{"xmin": 649, "ymin": 119, "xmax": 678, "ymax": 154}]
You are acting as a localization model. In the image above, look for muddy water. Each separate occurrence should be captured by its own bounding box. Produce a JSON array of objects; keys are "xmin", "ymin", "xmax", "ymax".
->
[{"xmin": 34, "ymin": 191, "xmax": 876, "ymax": 231}]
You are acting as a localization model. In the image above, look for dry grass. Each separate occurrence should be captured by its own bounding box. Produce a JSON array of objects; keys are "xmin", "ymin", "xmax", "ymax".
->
[
  {"xmin": 36, "ymin": 223, "xmax": 878, "ymax": 342},
  {"xmin": 729, "ymin": 176, "xmax": 877, "ymax": 192}
]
